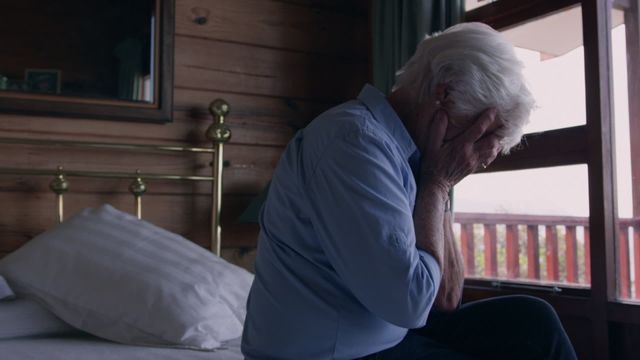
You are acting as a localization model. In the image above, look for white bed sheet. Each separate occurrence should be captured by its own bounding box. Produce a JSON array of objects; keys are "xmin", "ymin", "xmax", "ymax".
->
[{"xmin": 0, "ymin": 335, "xmax": 243, "ymax": 360}]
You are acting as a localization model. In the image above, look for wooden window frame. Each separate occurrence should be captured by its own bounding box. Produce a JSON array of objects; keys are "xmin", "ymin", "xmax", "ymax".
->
[{"xmin": 463, "ymin": 0, "xmax": 640, "ymax": 357}]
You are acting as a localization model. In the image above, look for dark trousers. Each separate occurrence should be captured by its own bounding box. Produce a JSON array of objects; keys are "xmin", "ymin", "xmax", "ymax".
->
[{"xmin": 360, "ymin": 295, "xmax": 577, "ymax": 360}]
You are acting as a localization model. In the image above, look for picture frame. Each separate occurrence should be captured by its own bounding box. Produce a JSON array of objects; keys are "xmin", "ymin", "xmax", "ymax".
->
[
  {"xmin": 25, "ymin": 69, "xmax": 61, "ymax": 94},
  {"xmin": 0, "ymin": 0, "xmax": 174, "ymax": 123}
]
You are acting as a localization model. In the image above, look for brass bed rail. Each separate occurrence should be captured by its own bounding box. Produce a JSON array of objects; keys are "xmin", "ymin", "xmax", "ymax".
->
[
  {"xmin": 0, "ymin": 167, "xmax": 214, "ymax": 181},
  {"xmin": 0, "ymin": 138, "xmax": 216, "ymax": 154},
  {"xmin": 0, "ymin": 99, "xmax": 231, "ymax": 256}
]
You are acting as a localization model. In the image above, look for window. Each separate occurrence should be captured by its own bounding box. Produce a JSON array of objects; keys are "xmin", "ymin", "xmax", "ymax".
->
[
  {"xmin": 454, "ymin": 166, "xmax": 590, "ymax": 287},
  {"xmin": 458, "ymin": 4, "xmax": 591, "ymax": 290},
  {"xmin": 463, "ymin": 0, "xmax": 640, "ymax": 357}
]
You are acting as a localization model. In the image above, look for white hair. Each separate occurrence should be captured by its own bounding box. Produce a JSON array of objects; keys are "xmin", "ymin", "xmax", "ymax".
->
[{"xmin": 393, "ymin": 22, "xmax": 535, "ymax": 153}]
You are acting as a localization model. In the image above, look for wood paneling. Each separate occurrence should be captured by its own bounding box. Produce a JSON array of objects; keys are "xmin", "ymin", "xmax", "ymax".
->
[
  {"xmin": 174, "ymin": 35, "xmax": 367, "ymax": 100},
  {"xmin": 175, "ymin": 0, "xmax": 369, "ymax": 58},
  {"xmin": 272, "ymin": 0, "xmax": 370, "ymax": 17},
  {"xmin": 609, "ymin": 321, "xmax": 640, "ymax": 360},
  {"xmin": 0, "ymin": 87, "xmax": 323, "ymax": 146},
  {"xmin": 0, "ymin": 188, "xmax": 257, "ymax": 251},
  {"xmin": 0, "ymin": 142, "xmax": 280, "ymax": 193},
  {"xmin": 561, "ymin": 316, "xmax": 594, "ymax": 360},
  {"xmin": 0, "ymin": 0, "xmax": 371, "ymax": 270}
]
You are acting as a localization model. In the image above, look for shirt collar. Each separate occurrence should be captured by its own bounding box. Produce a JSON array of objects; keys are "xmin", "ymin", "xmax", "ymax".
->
[{"xmin": 357, "ymin": 84, "xmax": 418, "ymax": 160}]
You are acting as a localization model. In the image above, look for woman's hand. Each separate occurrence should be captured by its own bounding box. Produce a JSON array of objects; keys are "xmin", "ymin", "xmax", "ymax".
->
[{"xmin": 420, "ymin": 108, "xmax": 502, "ymax": 192}]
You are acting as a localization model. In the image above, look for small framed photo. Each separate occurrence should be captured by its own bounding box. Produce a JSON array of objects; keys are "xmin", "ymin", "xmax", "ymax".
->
[{"xmin": 25, "ymin": 69, "xmax": 61, "ymax": 94}]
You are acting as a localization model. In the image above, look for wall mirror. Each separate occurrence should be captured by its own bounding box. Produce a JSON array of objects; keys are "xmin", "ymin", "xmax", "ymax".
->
[{"xmin": 0, "ymin": 0, "xmax": 174, "ymax": 123}]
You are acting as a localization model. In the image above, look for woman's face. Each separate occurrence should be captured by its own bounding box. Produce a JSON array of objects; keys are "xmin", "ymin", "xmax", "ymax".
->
[
  {"xmin": 443, "ymin": 110, "xmax": 504, "ymax": 143},
  {"xmin": 434, "ymin": 83, "xmax": 504, "ymax": 143}
]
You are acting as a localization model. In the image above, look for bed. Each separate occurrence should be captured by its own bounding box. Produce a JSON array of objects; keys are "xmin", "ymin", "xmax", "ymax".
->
[
  {"xmin": 0, "ymin": 99, "xmax": 250, "ymax": 359},
  {"xmin": 0, "ymin": 336, "xmax": 243, "ymax": 360}
]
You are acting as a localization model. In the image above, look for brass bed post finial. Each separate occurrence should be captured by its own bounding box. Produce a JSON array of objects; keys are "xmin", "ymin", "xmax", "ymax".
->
[
  {"xmin": 206, "ymin": 99, "xmax": 231, "ymax": 257},
  {"xmin": 129, "ymin": 170, "xmax": 147, "ymax": 220},
  {"xmin": 49, "ymin": 166, "xmax": 69, "ymax": 223}
]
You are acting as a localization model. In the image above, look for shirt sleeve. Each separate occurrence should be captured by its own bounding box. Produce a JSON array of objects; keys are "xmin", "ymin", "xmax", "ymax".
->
[{"xmin": 304, "ymin": 126, "xmax": 441, "ymax": 329}]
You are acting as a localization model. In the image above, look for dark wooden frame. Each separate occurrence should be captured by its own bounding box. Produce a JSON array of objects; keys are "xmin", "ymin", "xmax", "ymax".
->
[
  {"xmin": 626, "ymin": 0, "xmax": 640, "ymax": 217},
  {"xmin": 463, "ymin": 0, "xmax": 639, "ymax": 358},
  {"xmin": 466, "ymin": 0, "xmax": 581, "ymax": 30},
  {"xmin": 0, "ymin": 0, "xmax": 175, "ymax": 123}
]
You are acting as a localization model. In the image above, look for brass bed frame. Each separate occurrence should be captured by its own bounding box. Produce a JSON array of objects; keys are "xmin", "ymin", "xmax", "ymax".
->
[{"xmin": 0, "ymin": 99, "xmax": 231, "ymax": 256}]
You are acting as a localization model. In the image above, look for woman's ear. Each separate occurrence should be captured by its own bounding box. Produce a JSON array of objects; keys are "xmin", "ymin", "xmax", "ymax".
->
[{"xmin": 434, "ymin": 83, "xmax": 449, "ymax": 104}]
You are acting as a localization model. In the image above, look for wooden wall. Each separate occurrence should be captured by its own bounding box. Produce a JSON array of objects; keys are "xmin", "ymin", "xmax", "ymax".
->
[{"xmin": 0, "ymin": 0, "xmax": 371, "ymax": 271}]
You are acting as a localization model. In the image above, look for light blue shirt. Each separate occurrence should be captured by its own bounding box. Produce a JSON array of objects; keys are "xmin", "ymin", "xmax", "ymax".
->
[{"xmin": 242, "ymin": 84, "xmax": 442, "ymax": 360}]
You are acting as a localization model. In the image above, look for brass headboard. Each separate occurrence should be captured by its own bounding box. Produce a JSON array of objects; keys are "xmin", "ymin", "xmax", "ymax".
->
[{"xmin": 0, "ymin": 99, "xmax": 231, "ymax": 256}]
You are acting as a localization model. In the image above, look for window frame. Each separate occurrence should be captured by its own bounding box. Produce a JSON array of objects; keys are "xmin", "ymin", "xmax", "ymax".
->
[{"xmin": 462, "ymin": 0, "xmax": 640, "ymax": 357}]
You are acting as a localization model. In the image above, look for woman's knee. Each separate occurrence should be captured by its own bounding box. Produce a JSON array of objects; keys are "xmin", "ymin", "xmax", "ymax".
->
[
  {"xmin": 499, "ymin": 295, "xmax": 563, "ymax": 331},
  {"xmin": 505, "ymin": 295, "xmax": 557, "ymax": 316}
]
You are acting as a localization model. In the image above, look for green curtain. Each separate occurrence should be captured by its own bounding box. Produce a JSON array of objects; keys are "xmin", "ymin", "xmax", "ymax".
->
[
  {"xmin": 372, "ymin": 0, "xmax": 465, "ymax": 95},
  {"xmin": 372, "ymin": 0, "xmax": 464, "ymax": 212}
]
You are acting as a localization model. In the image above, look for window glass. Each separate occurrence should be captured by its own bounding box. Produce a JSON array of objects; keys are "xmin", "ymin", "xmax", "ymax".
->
[
  {"xmin": 453, "ymin": 165, "xmax": 590, "ymax": 287},
  {"xmin": 465, "ymin": 0, "xmax": 497, "ymax": 12},
  {"xmin": 500, "ymin": 5, "xmax": 587, "ymax": 133}
]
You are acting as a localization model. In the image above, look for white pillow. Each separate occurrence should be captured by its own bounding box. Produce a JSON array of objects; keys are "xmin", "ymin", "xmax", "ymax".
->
[
  {"xmin": 0, "ymin": 204, "xmax": 254, "ymax": 350},
  {"xmin": 0, "ymin": 297, "xmax": 78, "ymax": 339}
]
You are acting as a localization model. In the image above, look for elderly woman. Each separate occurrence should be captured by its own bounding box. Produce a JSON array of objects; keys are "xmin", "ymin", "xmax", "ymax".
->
[{"xmin": 242, "ymin": 23, "xmax": 577, "ymax": 359}]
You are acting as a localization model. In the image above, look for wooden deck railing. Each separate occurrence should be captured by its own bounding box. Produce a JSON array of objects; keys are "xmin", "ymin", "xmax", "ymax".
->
[{"xmin": 453, "ymin": 213, "xmax": 640, "ymax": 300}]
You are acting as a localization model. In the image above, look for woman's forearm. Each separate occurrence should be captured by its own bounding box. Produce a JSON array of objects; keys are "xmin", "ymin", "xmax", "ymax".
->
[
  {"xmin": 434, "ymin": 211, "xmax": 464, "ymax": 311},
  {"xmin": 409, "ymin": 104, "xmax": 500, "ymax": 313},
  {"xmin": 413, "ymin": 181, "xmax": 447, "ymax": 268},
  {"xmin": 413, "ymin": 179, "xmax": 464, "ymax": 312}
]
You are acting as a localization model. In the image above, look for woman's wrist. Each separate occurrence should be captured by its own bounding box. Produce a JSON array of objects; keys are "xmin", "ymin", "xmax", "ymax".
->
[{"xmin": 419, "ymin": 178, "xmax": 450, "ymax": 204}]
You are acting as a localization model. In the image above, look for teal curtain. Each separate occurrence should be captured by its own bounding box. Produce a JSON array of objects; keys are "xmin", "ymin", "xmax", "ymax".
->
[
  {"xmin": 372, "ymin": 0, "xmax": 465, "ymax": 95},
  {"xmin": 372, "ymin": 0, "xmax": 464, "ymax": 211}
]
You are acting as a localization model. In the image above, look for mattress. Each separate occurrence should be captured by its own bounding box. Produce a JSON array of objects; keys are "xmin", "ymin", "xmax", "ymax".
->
[{"xmin": 0, "ymin": 335, "xmax": 243, "ymax": 360}]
